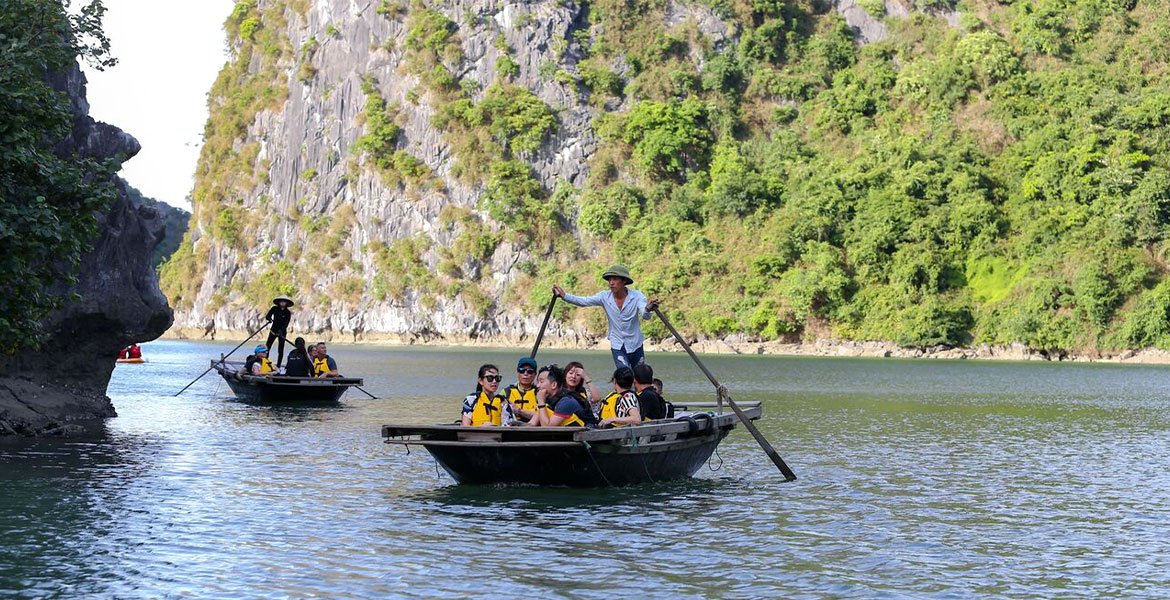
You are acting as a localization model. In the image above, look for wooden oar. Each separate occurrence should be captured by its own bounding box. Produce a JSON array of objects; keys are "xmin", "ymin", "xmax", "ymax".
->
[
  {"xmin": 268, "ymin": 331, "xmax": 380, "ymax": 399},
  {"xmin": 174, "ymin": 321, "xmax": 269, "ymax": 396},
  {"xmin": 651, "ymin": 306, "xmax": 797, "ymax": 482},
  {"xmin": 530, "ymin": 292, "xmax": 558, "ymax": 360}
]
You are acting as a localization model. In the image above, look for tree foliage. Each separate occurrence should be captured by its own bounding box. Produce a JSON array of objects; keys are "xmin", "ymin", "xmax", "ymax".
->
[{"xmin": 0, "ymin": 0, "xmax": 119, "ymax": 350}]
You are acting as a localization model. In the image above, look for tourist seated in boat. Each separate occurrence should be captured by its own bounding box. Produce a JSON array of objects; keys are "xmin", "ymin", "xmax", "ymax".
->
[
  {"xmin": 462, "ymin": 364, "xmax": 503, "ymax": 426},
  {"xmin": 652, "ymin": 377, "xmax": 674, "ymax": 418},
  {"xmin": 244, "ymin": 345, "xmax": 275, "ymax": 376},
  {"xmin": 633, "ymin": 363, "xmax": 666, "ymax": 420},
  {"xmin": 501, "ymin": 357, "xmax": 539, "ymax": 423},
  {"xmin": 311, "ymin": 342, "xmax": 340, "ymax": 378},
  {"xmin": 552, "ymin": 264, "xmax": 659, "ymax": 370},
  {"xmin": 284, "ymin": 337, "xmax": 312, "ymax": 377},
  {"xmin": 524, "ymin": 364, "xmax": 598, "ymax": 427},
  {"xmin": 598, "ymin": 367, "xmax": 641, "ymax": 428},
  {"xmin": 564, "ymin": 361, "xmax": 600, "ymax": 416}
]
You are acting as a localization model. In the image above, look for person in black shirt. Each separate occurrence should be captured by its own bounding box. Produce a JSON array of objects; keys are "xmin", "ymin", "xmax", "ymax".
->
[
  {"xmin": 633, "ymin": 363, "xmax": 666, "ymax": 420},
  {"xmin": 284, "ymin": 337, "xmax": 311, "ymax": 377},
  {"xmin": 264, "ymin": 295, "xmax": 294, "ymax": 368}
]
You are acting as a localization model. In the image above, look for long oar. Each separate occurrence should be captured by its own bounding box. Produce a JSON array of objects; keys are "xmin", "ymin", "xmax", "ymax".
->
[
  {"xmin": 651, "ymin": 306, "xmax": 797, "ymax": 481},
  {"xmin": 268, "ymin": 331, "xmax": 380, "ymax": 399},
  {"xmin": 174, "ymin": 321, "xmax": 270, "ymax": 396},
  {"xmin": 530, "ymin": 292, "xmax": 558, "ymax": 360}
]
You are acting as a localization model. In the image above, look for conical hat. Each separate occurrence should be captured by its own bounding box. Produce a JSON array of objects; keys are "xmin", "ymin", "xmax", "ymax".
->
[{"xmin": 272, "ymin": 295, "xmax": 295, "ymax": 307}]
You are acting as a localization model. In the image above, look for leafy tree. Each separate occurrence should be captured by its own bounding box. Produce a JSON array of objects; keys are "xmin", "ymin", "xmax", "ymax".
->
[{"xmin": 0, "ymin": 0, "xmax": 119, "ymax": 351}]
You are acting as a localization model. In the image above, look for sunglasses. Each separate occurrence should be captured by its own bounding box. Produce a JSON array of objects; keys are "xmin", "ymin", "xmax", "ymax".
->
[
  {"xmin": 483, "ymin": 375, "xmax": 503, "ymax": 383},
  {"xmin": 517, "ymin": 367, "xmax": 536, "ymax": 374}
]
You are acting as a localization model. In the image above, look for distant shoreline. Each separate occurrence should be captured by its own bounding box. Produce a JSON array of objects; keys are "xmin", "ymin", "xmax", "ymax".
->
[{"xmin": 159, "ymin": 328, "xmax": 1170, "ymax": 365}]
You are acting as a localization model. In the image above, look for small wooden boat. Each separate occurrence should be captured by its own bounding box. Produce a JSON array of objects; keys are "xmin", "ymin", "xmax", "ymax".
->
[
  {"xmin": 381, "ymin": 402, "xmax": 760, "ymax": 487},
  {"xmin": 210, "ymin": 359, "xmax": 363, "ymax": 403},
  {"xmin": 116, "ymin": 357, "xmax": 146, "ymax": 364}
]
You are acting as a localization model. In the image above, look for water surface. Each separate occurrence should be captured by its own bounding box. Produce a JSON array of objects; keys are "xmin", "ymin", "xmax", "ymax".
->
[{"xmin": 3, "ymin": 340, "xmax": 1170, "ymax": 598}]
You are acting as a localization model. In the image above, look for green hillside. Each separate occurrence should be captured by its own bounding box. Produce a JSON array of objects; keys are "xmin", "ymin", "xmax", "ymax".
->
[
  {"xmin": 162, "ymin": 0, "xmax": 1170, "ymax": 352},
  {"xmin": 538, "ymin": 0, "xmax": 1170, "ymax": 352}
]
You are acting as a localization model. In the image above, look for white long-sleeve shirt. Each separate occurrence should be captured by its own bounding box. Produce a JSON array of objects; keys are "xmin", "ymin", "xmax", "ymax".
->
[{"xmin": 563, "ymin": 289, "xmax": 654, "ymax": 351}]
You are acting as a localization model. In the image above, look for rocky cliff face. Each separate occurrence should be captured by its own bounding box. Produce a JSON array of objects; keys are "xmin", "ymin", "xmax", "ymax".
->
[
  {"xmin": 164, "ymin": 0, "xmax": 950, "ymax": 346},
  {"xmin": 0, "ymin": 66, "xmax": 174, "ymax": 436},
  {"xmin": 166, "ymin": 0, "xmax": 609, "ymax": 344}
]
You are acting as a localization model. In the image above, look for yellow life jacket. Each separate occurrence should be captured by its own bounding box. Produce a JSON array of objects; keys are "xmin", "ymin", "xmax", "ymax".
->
[
  {"xmin": 503, "ymin": 385, "xmax": 538, "ymax": 412},
  {"xmin": 547, "ymin": 392, "xmax": 587, "ymax": 427},
  {"xmin": 313, "ymin": 357, "xmax": 329, "ymax": 376},
  {"xmin": 255, "ymin": 357, "xmax": 274, "ymax": 373},
  {"xmin": 470, "ymin": 391, "xmax": 502, "ymax": 427},
  {"xmin": 600, "ymin": 390, "xmax": 638, "ymax": 426}
]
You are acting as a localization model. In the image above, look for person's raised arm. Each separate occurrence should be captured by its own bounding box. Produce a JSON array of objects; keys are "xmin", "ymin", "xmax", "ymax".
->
[
  {"xmin": 641, "ymin": 293, "xmax": 658, "ymax": 320},
  {"xmin": 526, "ymin": 388, "xmax": 551, "ymax": 427},
  {"xmin": 555, "ymin": 285, "xmax": 605, "ymax": 308},
  {"xmin": 580, "ymin": 368, "xmax": 599, "ymax": 404}
]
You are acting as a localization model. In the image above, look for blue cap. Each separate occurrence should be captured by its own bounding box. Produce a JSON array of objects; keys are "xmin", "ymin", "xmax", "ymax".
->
[
  {"xmin": 254, "ymin": 345, "xmax": 268, "ymax": 353},
  {"xmin": 517, "ymin": 356, "xmax": 537, "ymax": 369}
]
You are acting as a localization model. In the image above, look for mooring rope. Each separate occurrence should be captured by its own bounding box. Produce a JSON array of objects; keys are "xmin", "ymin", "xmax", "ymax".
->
[{"xmin": 582, "ymin": 441, "xmax": 614, "ymax": 487}]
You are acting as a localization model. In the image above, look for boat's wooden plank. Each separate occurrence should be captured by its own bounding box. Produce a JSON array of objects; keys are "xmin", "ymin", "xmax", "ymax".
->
[
  {"xmin": 381, "ymin": 407, "xmax": 760, "ymax": 441},
  {"xmin": 382, "ymin": 424, "xmax": 585, "ymax": 437},
  {"xmin": 383, "ymin": 439, "xmax": 585, "ymax": 448},
  {"xmin": 457, "ymin": 431, "xmax": 502, "ymax": 442},
  {"xmin": 670, "ymin": 401, "xmax": 761, "ymax": 411}
]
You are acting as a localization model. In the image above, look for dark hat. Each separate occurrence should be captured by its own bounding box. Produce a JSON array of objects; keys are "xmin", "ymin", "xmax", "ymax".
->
[
  {"xmin": 601, "ymin": 264, "xmax": 633, "ymax": 285},
  {"xmin": 273, "ymin": 295, "xmax": 295, "ymax": 307},
  {"xmin": 517, "ymin": 356, "xmax": 538, "ymax": 369}
]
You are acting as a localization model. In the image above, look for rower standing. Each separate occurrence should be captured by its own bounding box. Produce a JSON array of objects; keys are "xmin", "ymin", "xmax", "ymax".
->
[
  {"xmin": 553, "ymin": 264, "xmax": 659, "ymax": 370},
  {"xmin": 264, "ymin": 295, "xmax": 294, "ymax": 369}
]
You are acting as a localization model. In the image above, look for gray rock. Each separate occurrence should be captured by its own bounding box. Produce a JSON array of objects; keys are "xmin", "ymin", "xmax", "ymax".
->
[{"xmin": 0, "ymin": 66, "xmax": 174, "ymax": 437}]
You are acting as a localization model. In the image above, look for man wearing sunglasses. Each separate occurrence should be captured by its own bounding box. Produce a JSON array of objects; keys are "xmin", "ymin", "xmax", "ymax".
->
[{"xmin": 501, "ymin": 357, "xmax": 540, "ymax": 424}]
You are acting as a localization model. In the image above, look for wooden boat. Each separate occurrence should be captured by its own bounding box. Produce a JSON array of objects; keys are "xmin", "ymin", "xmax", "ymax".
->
[
  {"xmin": 116, "ymin": 357, "xmax": 146, "ymax": 364},
  {"xmin": 381, "ymin": 402, "xmax": 760, "ymax": 487},
  {"xmin": 210, "ymin": 359, "xmax": 363, "ymax": 403}
]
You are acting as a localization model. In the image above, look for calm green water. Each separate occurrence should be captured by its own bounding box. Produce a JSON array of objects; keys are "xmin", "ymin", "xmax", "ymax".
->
[{"xmin": 3, "ymin": 340, "xmax": 1170, "ymax": 598}]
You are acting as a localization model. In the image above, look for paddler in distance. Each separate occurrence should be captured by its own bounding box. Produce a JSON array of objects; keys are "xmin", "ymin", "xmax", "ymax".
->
[
  {"xmin": 553, "ymin": 264, "xmax": 659, "ymax": 370},
  {"xmin": 264, "ymin": 295, "xmax": 294, "ymax": 369}
]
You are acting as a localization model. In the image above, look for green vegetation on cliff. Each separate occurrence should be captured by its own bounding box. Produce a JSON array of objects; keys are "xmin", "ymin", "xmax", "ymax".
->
[
  {"xmin": 534, "ymin": 0, "xmax": 1170, "ymax": 352},
  {"xmin": 164, "ymin": 0, "xmax": 1170, "ymax": 353},
  {"xmin": 0, "ymin": 0, "xmax": 119, "ymax": 350}
]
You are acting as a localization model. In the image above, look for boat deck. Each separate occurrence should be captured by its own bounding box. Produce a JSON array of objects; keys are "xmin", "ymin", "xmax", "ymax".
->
[{"xmin": 382, "ymin": 402, "xmax": 759, "ymax": 446}]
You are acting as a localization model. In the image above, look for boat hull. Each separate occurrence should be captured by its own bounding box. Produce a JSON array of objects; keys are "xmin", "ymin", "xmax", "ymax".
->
[
  {"xmin": 383, "ymin": 402, "xmax": 756, "ymax": 487},
  {"xmin": 424, "ymin": 430, "xmax": 728, "ymax": 486},
  {"xmin": 210, "ymin": 360, "xmax": 362, "ymax": 403},
  {"xmin": 221, "ymin": 376, "xmax": 351, "ymax": 403}
]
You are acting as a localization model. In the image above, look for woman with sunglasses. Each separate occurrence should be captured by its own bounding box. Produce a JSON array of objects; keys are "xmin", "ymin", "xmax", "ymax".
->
[{"xmin": 461, "ymin": 364, "xmax": 504, "ymax": 426}]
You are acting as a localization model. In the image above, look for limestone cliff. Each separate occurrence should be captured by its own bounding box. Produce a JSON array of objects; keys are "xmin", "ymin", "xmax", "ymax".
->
[
  {"xmin": 166, "ymin": 0, "xmax": 1017, "ymax": 351},
  {"xmin": 0, "ymin": 66, "xmax": 174, "ymax": 436}
]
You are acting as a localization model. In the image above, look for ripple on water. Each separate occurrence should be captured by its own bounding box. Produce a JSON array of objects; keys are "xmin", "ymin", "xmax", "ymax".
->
[{"xmin": 5, "ymin": 342, "xmax": 1170, "ymax": 597}]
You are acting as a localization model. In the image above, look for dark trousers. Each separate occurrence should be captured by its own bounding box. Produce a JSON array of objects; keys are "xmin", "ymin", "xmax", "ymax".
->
[
  {"xmin": 266, "ymin": 330, "xmax": 287, "ymax": 367},
  {"xmin": 610, "ymin": 345, "xmax": 645, "ymax": 370}
]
